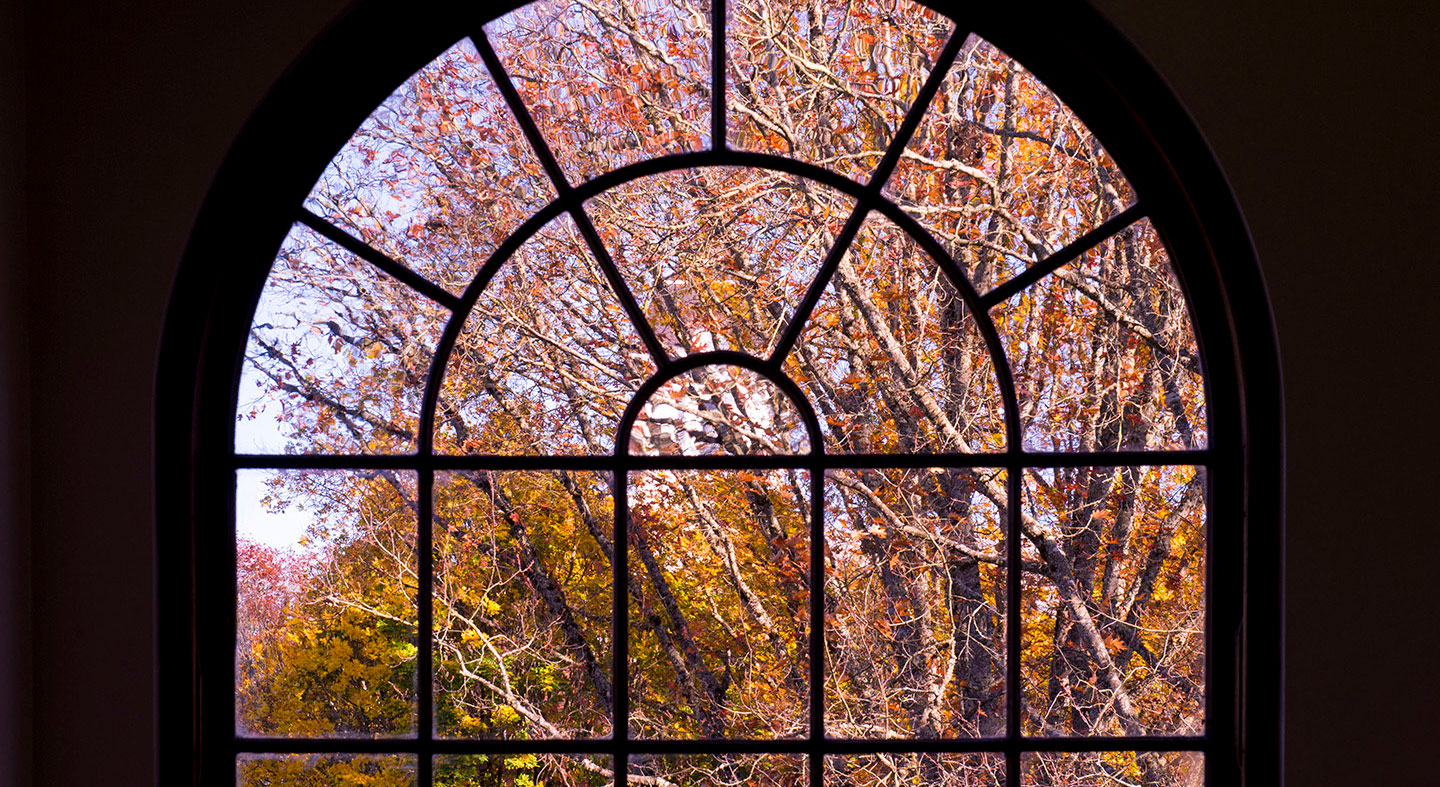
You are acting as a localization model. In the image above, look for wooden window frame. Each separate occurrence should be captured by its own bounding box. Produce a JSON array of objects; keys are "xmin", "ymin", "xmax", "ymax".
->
[{"xmin": 157, "ymin": 1, "xmax": 1283, "ymax": 784}]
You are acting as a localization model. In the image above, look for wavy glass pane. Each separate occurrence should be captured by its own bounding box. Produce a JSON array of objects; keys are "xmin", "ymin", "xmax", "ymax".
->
[
  {"xmin": 435, "ymin": 754, "xmax": 614, "ymax": 786},
  {"xmin": 1021, "ymin": 752, "xmax": 1203, "ymax": 786},
  {"xmin": 437, "ymin": 214, "xmax": 655, "ymax": 455},
  {"xmin": 303, "ymin": 39, "xmax": 555, "ymax": 294},
  {"xmin": 630, "ymin": 754, "xmax": 806, "ymax": 787},
  {"xmin": 433, "ymin": 471, "xmax": 614, "ymax": 738},
  {"xmin": 825, "ymin": 753, "xmax": 1005, "ymax": 787},
  {"xmin": 238, "ymin": 224, "xmax": 446, "ymax": 455},
  {"xmin": 486, "ymin": 0, "xmax": 711, "ymax": 183},
  {"xmin": 886, "ymin": 37, "xmax": 1135, "ymax": 294},
  {"xmin": 1020, "ymin": 466, "xmax": 1205, "ymax": 737},
  {"xmin": 727, "ymin": 0, "xmax": 953, "ymax": 182},
  {"xmin": 628, "ymin": 470, "xmax": 811, "ymax": 738},
  {"xmin": 235, "ymin": 469, "xmax": 417, "ymax": 737},
  {"xmin": 631, "ymin": 366, "xmax": 809, "ymax": 455},
  {"xmin": 993, "ymin": 219, "xmax": 1206, "ymax": 452},
  {"xmin": 785, "ymin": 213, "xmax": 1005, "ymax": 454},
  {"xmin": 236, "ymin": 754, "xmax": 416, "ymax": 786},
  {"xmin": 586, "ymin": 167, "xmax": 851, "ymax": 357},
  {"xmin": 825, "ymin": 467, "xmax": 1007, "ymax": 738}
]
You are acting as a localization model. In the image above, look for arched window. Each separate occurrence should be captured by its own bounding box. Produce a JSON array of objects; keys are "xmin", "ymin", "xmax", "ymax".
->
[{"xmin": 158, "ymin": 1, "xmax": 1282, "ymax": 785}]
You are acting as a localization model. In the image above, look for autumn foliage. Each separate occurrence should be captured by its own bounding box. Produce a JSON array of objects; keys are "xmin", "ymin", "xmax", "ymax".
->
[{"xmin": 236, "ymin": 1, "xmax": 1207, "ymax": 785}]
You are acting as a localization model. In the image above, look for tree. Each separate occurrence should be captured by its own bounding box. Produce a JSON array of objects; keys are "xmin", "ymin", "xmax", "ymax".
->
[{"xmin": 236, "ymin": 1, "xmax": 1207, "ymax": 785}]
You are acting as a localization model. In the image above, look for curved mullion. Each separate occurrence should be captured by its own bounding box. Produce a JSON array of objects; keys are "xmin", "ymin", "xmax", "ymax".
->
[
  {"xmin": 470, "ymin": 28, "xmax": 670, "ymax": 369},
  {"xmin": 614, "ymin": 350, "xmax": 825, "ymax": 458},
  {"xmin": 414, "ymin": 198, "xmax": 565, "ymax": 458},
  {"xmin": 295, "ymin": 208, "xmax": 462, "ymax": 312},
  {"xmin": 868, "ymin": 185, "xmax": 1023, "ymax": 451}
]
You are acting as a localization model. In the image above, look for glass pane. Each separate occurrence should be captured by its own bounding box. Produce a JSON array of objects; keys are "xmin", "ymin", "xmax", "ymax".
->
[
  {"xmin": 238, "ymin": 224, "xmax": 447, "ymax": 455},
  {"xmin": 785, "ymin": 213, "xmax": 1006, "ymax": 454},
  {"xmin": 486, "ymin": 0, "xmax": 712, "ymax": 183},
  {"xmin": 886, "ymin": 36, "xmax": 1135, "ymax": 294},
  {"xmin": 303, "ymin": 39, "xmax": 555, "ymax": 295},
  {"xmin": 437, "ymin": 214, "xmax": 655, "ymax": 455},
  {"xmin": 631, "ymin": 366, "xmax": 810, "ymax": 455},
  {"xmin": 727, "ymin": 0, "xmax": 954, "ymax": 182},
  {"xmin": 586, "ymin": 167, "xmax": 852, "ymax": 358},
  {"xmin": 235, "ymin": 469, "xmax": 417, "ymax": 737},
  {"xmin": 825, "ymin": 467, "xmax": 1007, "ymax": 738},
  {"xmin": 630, "ymin": 754, "xmax": 806, "ymax": 787},
  {"xmin": 434, "ymin": 471, "xmax": 614, "ymax": 738},
  {"xmin": 1020, "ymin": 466, "xmax": 1205, "ymax": 736},
  {"xmin": 825, "ymin": 753, "xmax": 1005, "ymax": 787},
  {"xmin": 628, "ymin": 470, "xmax": 811, "ymax": 738},
  {"xmin": 1020, "ymin": 752, "xmax": 1203, "ymax": 786},
  {"xmin": 435, "ymin": 754, "xmax": 614, "ymax": 787},
  {"xmin": 993, "ymin": 220, "xmax": 1206, "ymax": 452},
  {"xmin": 236, "ymin": 754, "xmax": 416, "ymax": 786}
]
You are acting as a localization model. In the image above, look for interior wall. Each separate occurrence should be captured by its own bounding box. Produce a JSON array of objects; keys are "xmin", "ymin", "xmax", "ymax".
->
[
  {"xmin": 12, "ymin": 0, "xmax": 1439, "ymax": 784},
  {"xmin": 1, "ymin": 0, "xmax": 32, "ymax": 783}
]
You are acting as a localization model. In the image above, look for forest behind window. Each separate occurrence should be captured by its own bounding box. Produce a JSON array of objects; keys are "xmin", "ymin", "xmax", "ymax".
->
[{"xmin": 232, "ymin": 1, "xmax": 1209, "ymax": 785}]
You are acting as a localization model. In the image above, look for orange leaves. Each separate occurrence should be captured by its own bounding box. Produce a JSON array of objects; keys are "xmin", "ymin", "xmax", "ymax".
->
[
  {"xmin": 727, "ymin": 0, "xmax": 953, "ymax": 180},
  {"xmin": 238, "ymin": 0, "xmax": 1212, "ymax": 755}
]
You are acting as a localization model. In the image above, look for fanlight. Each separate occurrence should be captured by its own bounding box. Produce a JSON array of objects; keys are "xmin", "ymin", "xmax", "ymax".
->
[{"xmin": 228, "ymin": 1, "xmax": 1213, "ymax": 785}]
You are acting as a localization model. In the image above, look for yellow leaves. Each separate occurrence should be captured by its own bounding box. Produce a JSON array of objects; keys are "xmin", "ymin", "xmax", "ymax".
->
[
  {"xmin": 491, "ymin": 704, "xmax": 522, "ymax": 727},
  {"xmin": 457, "ymin": 713, "xmax": 485, "ymax": 732}
]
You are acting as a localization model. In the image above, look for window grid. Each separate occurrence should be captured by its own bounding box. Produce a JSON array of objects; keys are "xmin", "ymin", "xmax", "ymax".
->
[{"xmin": 219, "ymin": 4, "xmax": 1224, "ymax": 785}]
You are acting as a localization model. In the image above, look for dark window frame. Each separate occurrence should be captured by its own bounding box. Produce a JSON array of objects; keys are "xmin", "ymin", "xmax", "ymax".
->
[{"xmin": 157, "ymin": 0, "xmax": 1283, "ymax": 784}]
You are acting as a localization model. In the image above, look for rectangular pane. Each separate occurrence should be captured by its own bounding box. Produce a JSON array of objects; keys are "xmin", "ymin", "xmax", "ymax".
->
[
  {"xmin": 1020, "ymin": 751, "xmax": 1202, "ymax": 786},
  {"xmin": 630, "ymin": 754, "xmax": 805, "ymax": 787},
  {"xmin": 435, "ymin": 753, "xmax": 613, "ymax": 786},
  {"xmin": 235, "ymin": 469, "xmax": 417, "ymax": 737},
  {"xmin": 628, "ymin": 469, "xmax": 811, "ymax": 738},
  {"xmin": 825, "ymin": 753, "xmax": 1005, "ymax": 787},
  {"xmin": 434, "ymin": 471, "xmax": 614, "ymax": 738},
  {"xmin": 825, "ymin": 468, "xmax": 1008, "ymax": 738},
  {"xmin": 1020, "ymin": 467, "xmax": 1206, "ymax": 736},
  {"xmin": 236, "ymin": 754, "xmax": 415, "ymax": 786}
]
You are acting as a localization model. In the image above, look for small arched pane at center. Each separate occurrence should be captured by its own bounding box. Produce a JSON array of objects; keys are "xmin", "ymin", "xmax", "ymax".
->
[{"xmin": 630, "ymin": 366, "xmax": 810, "ymax": 455}]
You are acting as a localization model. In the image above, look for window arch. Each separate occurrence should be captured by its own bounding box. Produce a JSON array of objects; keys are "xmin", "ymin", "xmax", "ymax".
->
[{"xmin": 158, "ymin": 1, "xmax": 1282, "ymax": 786}]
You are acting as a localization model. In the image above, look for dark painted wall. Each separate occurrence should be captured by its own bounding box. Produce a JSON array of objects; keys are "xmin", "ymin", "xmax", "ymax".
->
[{"xmin": 6, "ymin": 0, "xmax": 1437, "ymax": 783}]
